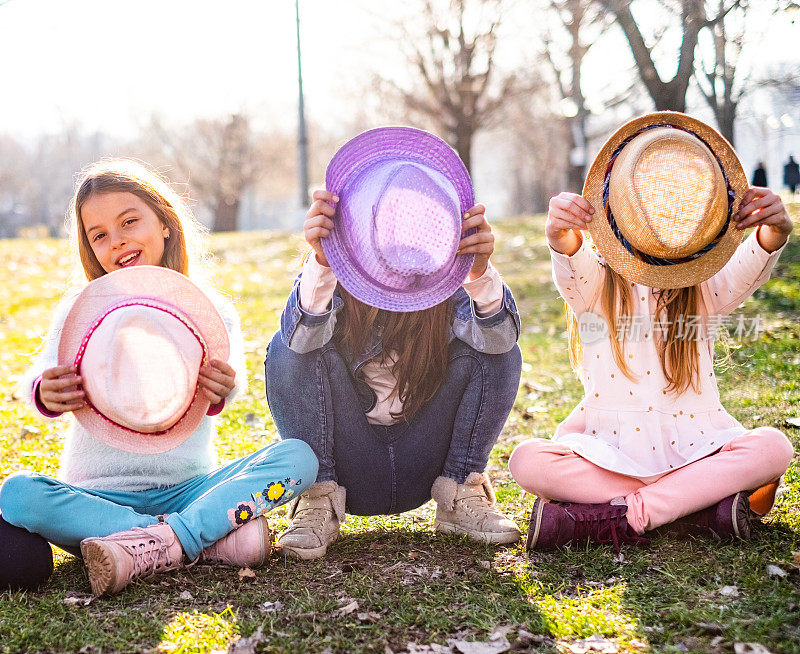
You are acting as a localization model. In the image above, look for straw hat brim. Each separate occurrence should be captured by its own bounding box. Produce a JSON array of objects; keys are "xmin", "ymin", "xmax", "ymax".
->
[
  {"xmin": 323, "ymin": 126, "xmax": 475, "ymax": 312},
  {"xmin": 583, "ymin": 111, "xmax": 749, "ymax": 289},
  {"xmin": 57, "ymin": 266, "xmax": 230, "ymax": 454}
]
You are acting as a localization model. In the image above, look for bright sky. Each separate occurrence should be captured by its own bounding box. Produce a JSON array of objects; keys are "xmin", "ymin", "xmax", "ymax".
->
[
  {"xmin": 0, "ymin": 0, "xmax": 381, "ymax": 138},
  {"xmin": 0, "ymin": 0, "xmax": 797, "ymax": 140}
]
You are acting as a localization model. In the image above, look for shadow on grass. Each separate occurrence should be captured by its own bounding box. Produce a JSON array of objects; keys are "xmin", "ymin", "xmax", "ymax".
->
[{"xmin": 0, "ymin": 527, "xmax": 551, "ymax": 654}]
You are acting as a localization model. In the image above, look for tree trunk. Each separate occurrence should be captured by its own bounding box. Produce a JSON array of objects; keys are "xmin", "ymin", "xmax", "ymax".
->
[
  {"xmin": 716, "ymin": 101, "xmax": 737, "ymax": 144},
  {"xmin": 454, "ymin": 124, "xmax": 473, "ymax": 177},
  {"xmin": 214, "ymin": 198, "xmax": 239, "ymax": 232}
]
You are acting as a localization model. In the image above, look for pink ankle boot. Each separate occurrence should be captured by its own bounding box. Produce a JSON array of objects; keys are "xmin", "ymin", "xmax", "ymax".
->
[
  {"xmin": 80, "ymin": 522, "xmax": 184, "ymax": 596},
  {"xmin": 200, "ymin": 516, "xmax": 272, "ymax": 568}
]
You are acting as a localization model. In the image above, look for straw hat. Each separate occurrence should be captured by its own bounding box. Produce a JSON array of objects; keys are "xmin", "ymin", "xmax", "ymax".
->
[
  {"xmin": 57, "ymin": 266, "xmax": 229, "ymax": 454},
  {"xmin": 323, "ymin": 126, "xmax": 475, "ymax": 312},
  {"xmin": 583, "ymin": 111, "xmax": 749, "ymax": 289}
]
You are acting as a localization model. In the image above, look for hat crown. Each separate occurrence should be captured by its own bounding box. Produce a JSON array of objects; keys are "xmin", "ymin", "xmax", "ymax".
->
[
  {"xmin": 371, "ymin": 162, "xmax": 460, "ymax": 278},
  {"xmin": 609, "ymin": 127, "xmax": 728, "ymax": 259},
  {"xmin": 80, "ymin": 305, "xmax": 203, "ymax": 434}
]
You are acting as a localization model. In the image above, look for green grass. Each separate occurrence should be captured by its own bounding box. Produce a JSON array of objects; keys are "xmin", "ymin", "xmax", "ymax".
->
[{"xmin": 0, "ymin": 210, "xmax": 798, "ymax": 653}]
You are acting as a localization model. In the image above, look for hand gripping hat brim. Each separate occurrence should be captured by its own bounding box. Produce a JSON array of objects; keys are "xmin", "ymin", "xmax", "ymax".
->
[
  {"xmin": 583, "ymin": 111, "xmax": 749, "ymax": 289},
  {"xmin": 323, "ymin": 126, "xmax": 475, "ymax": 312},
  {"xmin": 57, "ymin": 265, "xmax": 230, "ymax": 454}
]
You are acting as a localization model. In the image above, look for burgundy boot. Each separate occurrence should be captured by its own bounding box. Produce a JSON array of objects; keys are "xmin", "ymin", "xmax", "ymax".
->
[
  {"xmin": 659, "ymin": 492, "xmax": 751, "ymax": 540},
  {"xmin": 526, "ymin": 497, "xmax": 648, "ymax": 552}
]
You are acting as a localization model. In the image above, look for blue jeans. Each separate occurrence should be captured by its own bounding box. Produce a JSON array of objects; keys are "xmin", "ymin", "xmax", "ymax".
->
[
  {"xmin": 0, "ymin": 439, "xmax": 317, "ymax": 560},
  {"xmin": 264, "ymin": 332, "xmax": 522, "ymax": 516}
]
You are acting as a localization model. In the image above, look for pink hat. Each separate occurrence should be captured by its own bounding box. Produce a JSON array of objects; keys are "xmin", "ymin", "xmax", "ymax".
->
[{"xmin": 57, "ymin": 266, "xmax": 230, "ymax": 454}]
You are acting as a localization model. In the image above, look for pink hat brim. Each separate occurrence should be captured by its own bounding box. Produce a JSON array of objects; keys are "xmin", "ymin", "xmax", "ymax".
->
[{"xmin": 57, "ymin": 266, "xmax": 230, "ymax": 454}]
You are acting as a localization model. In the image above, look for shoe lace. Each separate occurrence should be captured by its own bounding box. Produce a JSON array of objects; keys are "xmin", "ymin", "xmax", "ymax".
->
[
  {"xmin": 291, "ymin": 497, "xmax": 334, "ymax": 531},
  {"xmin": 570, "ymin": 506, "xmax": 649, "ymax": 553},
  {"xmin": 110, "ymin": 527, "xmax": 175, "ymax": 578},
  {"xmin": 457, "ymin": 492, "xmax": 499, "ymax": 519}
]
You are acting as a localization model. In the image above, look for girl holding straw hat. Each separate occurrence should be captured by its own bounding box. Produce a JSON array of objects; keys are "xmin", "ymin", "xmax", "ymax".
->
[
  {"xmin": 265, "ymin": 127, "xmax": 523, "ymax": 559},
  {"xmin": 0, "ymin": 159, "xmax": 317, "ymax": 594},
  {"xmin": 509, "ymin": 112, "xmax": 794, "ymax": 550}
]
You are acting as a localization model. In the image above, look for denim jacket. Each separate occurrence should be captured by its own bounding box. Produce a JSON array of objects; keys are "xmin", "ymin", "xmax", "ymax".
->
[{"xmin": 279, "ymin": 273, "xmax": 521, "ymax": 376}]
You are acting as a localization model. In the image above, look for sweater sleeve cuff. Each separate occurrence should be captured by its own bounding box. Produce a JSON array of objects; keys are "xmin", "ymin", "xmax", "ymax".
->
[
  {"xmin": 32, "ymin": 375, "xmax": 63, "ymax": 418},
  {"xmin": 206, "ymin": 399, "xmax": 225, "ymax": 416},
  {"xmin": 299, "ymin": 255, "xmax": 338, "ymax": 314},
  {"xmin": 462, "ymin": 262, "xmax": 504, "ymax": 317}
]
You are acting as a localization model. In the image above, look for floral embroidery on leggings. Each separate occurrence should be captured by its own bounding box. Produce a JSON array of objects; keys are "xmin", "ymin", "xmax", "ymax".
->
[
  {"xmin": 227, "ymin": 501, "xmax": 256, "ymax": 526},
  {"xmin": 227, "ymin": 478, "xmax": 303, "ymax": 527}
]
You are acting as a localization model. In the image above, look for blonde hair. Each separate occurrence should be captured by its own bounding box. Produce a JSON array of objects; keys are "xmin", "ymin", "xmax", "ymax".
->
[
  {"xmin": 68, "ymin": 158, "xmax": 212, "ymax": 285},
  {"xmin": 567, "ymin": 265, "xmax": 701, "ymax": 395}
]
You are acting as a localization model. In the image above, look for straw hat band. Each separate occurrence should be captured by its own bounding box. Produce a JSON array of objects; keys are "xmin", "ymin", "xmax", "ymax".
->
[
  {"xmin": 74, "ymin": 300, "xmax": 208, "ymax": 437},
  {"xmin": 601, "ymin": 123, "xmax": 735, "ymax": 267}
]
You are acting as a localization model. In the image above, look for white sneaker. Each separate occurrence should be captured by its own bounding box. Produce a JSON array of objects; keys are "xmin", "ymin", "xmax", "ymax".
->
[
  {"xmin": 431, "ymin": 472, "xmax": 521, "ymax": 545},
  {"xmin": 276, "ymin": 481, "xmax": 345, "ymax": 560}
]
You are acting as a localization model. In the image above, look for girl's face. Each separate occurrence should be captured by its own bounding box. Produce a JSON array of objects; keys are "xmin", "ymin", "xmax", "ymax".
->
[{"xmin": 81, "ymin": 191, "xmax": 169, "ymax": 273}]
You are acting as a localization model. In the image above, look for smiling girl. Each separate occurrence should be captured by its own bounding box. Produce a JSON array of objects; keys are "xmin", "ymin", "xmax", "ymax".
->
[{"xmin": 0, "ymin": 159, "xmax": 317, "ymax": 594}]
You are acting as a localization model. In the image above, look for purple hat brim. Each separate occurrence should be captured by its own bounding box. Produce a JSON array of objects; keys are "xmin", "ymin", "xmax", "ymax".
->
[{"xmin": 323, "ymin": 126, "xmax": 475, "ymax": 312}]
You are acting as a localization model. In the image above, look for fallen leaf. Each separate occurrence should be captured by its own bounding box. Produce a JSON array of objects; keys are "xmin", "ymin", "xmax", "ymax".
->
[
  {"xmin": 733, "ymin": 644, "xmax": 773, "ymax": 654},
  {"xmin": 259, "ymin": 600, "xmax": 283, "ymax": 613},
  {"xmin": 479, "ymin": 560, "xmax": 491, "ymax": 570},
  {"xmin": 565, "ymin": 634, "xmax": 619, "ymax": 653},
  {"xmin": 766, "ymin": 564, "xmax": 787, "ymax": 578},
  {"xmin": 694, "ymin": 622, "xmax": 724, "ymax": 634},
  {"xmin": 449, "ymin": 635, "xmax": 511, "ymax": 654},
  {"xmin": 785, "ymin": 417, "xmax": 800, "ymax": 427},
  {"xmin": 719, "ymin": 585, "xmax": 739, "ymax": 596},
  {"xmin": 229, "ymin": 627, "xmax": 265, "ymax": 654},
  {"xmin": 237, "ymin": 567, "xmax": 256, "ymax": 579},
  {"xmin": 337, "ymin": 600, "xmax": 359, "ymax": 615},
  {"xmin": 710, "ymin": 636, "xmax": 725, "ymax": 648},
  {"xmin": 794, "ymin": 551, "xmax": 800, "ymax": 565},
  {"xmin": 63, "ymin": 592, "xmax": 94, "ymax": 607},
  {"xmin": 179, "ymin": 590, "xmax": 193, "ymax": 600}
]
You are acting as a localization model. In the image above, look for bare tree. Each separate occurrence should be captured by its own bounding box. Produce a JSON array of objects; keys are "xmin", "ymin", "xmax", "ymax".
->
[
  {"xmin": 148, "ymin": 114, "xmax": 263, "ymax": 232},
  {"xmin": 599, "ymin": 0, "xmax": 744, "ymax": 112},
  {"xmin": 541, "ymin": 0, "xmax": 611, "ymax": 191},
  {"xmin": 694, "ymin": 0, "xmax": 752, "ymax": 143},
  {"xmin": 387, "ymin": 0, "xmax": 520, "ymax": 174}
]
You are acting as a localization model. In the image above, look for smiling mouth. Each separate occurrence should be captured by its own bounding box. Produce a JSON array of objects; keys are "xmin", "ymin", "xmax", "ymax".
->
[{"xmin": 116, "ymin": 251, "xmax": 141, "ymax": 267}]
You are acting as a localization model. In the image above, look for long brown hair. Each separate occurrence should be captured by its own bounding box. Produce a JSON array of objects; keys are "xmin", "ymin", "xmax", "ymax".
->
[
  {"xmin": 567, "ymin": 266, "xmax": 701, "ymax": 395},
  {"xmin": 334, "ymin": 286, "xmax": 452, "ymax": 421},
  {"xmin": 69, "ymin": 159, "xmax": 210, "ymax": 283}
]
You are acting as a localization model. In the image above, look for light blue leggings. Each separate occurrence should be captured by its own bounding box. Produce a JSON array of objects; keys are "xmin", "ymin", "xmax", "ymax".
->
[{"xmin": 0, "ymin": 439, "xmax": 317, "ymax": 560}]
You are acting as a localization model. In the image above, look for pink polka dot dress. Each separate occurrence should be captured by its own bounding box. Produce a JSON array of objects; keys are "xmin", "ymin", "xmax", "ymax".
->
[{"xmin": 550, "ymin": 231, "xmax": 786, "ymax": 482}]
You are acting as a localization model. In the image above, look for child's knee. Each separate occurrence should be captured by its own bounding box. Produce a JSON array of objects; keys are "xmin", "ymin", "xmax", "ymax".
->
[
  {"xmin": 0, "ymin": 471, "xmax": 43, "ymax": 526},
  {"xmin": 509, "ymin": 438, "xmax": 559, "ymax": 493},
  {"xmin": 278, "ymin": 438, "xmax": 319, "ymax": 489},
  {"xmin": 754, "ymin": 427, "xmax": 795, "ymax": 474}
]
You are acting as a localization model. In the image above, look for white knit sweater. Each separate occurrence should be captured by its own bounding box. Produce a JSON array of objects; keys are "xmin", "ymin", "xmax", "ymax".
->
[{"xmin": 22, "ymin": 285, "xmax": 247, "ymax": 492}]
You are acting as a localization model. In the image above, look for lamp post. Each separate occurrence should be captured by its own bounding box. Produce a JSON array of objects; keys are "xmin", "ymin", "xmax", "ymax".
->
[{"xmin": 295, "ymin": 0, "xmax": 309, "ymax": 208}]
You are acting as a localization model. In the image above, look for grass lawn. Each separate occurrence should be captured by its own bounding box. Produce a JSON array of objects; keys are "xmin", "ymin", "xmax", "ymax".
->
[{"xmin": 0, "ymin": 208, "xmax": 798, "ymax": 654}]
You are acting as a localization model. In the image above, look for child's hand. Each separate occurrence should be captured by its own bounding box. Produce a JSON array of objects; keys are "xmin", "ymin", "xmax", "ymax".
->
[
  {"xmin": 546, "ymin": 192, "xmax": 595, "ymax": 256},
  {"xmin": 304, "ymin": 189, "xmax": 338, "ymax": 267},
  {"xmin": 734, "ymin": 187, "xmax": 793, "ymax": 252},
  {"xmin": 198, "ymin": 360, "xmax": 236, "ymax": 405},
  {"xmin": 457, "ymin": 204, "xmax": 494, "ymax": 280},
  {"xmin": 39, "ymin": 365, "xmax": 85, "ymax": 414}
]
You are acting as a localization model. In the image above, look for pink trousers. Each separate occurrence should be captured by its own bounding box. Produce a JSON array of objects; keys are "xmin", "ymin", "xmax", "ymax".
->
[{"xmin": 508, "ymin": 427, "xmax": 794, "ymax": 534}]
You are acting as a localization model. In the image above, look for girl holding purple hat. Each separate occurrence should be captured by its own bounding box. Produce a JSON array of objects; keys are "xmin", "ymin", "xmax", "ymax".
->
[
  {"xmin": 0, "ymin": 159, "xmax": 318, "ymax": 595},
  {"xmin": 265, "ymin": 127, "xmax": 523, "ymax": 559}
]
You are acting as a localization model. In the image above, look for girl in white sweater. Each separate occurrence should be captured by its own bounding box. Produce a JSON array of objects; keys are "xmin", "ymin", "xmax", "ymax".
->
[{"xmin": 0, "ymin": 159, "xmax": 317, "ymax": 595}]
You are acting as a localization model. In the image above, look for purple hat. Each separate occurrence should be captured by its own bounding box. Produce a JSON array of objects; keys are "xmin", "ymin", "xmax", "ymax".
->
[{"xmin": 323, "ymin": 126, "xmax": 475, "ymax": 312}]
